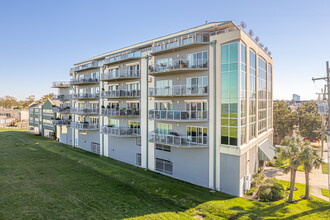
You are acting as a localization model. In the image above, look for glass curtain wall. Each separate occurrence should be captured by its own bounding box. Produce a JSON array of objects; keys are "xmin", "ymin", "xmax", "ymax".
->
[
  {"xmin": 240, "ymin": 44, "xmax": 247, "ymax": 145},
  {"xmin": 249, "ymin": 50, "xmax": 256, "ymax": 140},
  {"xmin": 258, "ymin": 57, "xmax": 267, "ymax": 134},
  {"xmin": 268, "ymin": 64, "xmax": 272, "ymax": 129}
]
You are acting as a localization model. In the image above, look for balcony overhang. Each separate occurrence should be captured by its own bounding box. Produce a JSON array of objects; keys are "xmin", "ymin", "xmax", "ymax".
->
[
  {"xmin": 100, "ymin": 76, "xmax": 140, "ymax": 82},
  {"xmin": 151, "ymin": 42, "xmax": 209, "ymax": 56},
  {"xmin": 148, "ymin": 68, "xmax": 207, "ymax": 76},
  {"xmin": 104, "ymin": 57, "xmax": 141, "ymax": 66},
  {"xmin": 149, "ymin": 139, "xmax": 208, "ymax": 149}
]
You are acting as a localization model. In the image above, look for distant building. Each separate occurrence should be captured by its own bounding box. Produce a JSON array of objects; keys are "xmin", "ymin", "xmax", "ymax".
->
[
  {"xmin": 0, "ymin": 108, "xmax": 29, "ymax": 128},
  {"xmin": 292, "ymin": 94, "xmax": 300, "ymax": 101}
]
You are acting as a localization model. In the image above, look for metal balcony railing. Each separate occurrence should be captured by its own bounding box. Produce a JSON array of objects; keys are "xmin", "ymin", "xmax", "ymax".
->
[
  {"xmin": 70, "ymin": 78, "xmax": 99, "ymax": 85},
  {"xmin": 52, "ymin": 81, "xmax": 70, "ymax": 88},
  {"xmin": 52, "ymin": 120, "xmax": 71, "ymax": 126},
  {"xmin": 53, "ymin": 107, "xmax": 71, "ymax": 113},
  {"xmin": 71, "ymin": 122, "xmax": 100, "ymax": 130},
  {"xmin": 151, "ymin": 33, "xmax": 209, "ymax": 54},
  {"xmin": 43, "ymin": 122, "xmax": 54, "ymax": 127},
  {"xmin": 101, "ymin": 90, "xmax": 140, "ymax": 98},
  {"xmin": 101, "ymin": 70, "xmax": 140, "ymax": 81},
  {"xmin": 101, "ymin": 108, "xmax": 140, "ymax": 117},
  {"xmin": 148, "ymin": 59, "xmax": 208, "ymax": 74},
  {"xmin": 71, "ymin": 93, "xmax": 99, "ymax": 99},
  {"xmin": 149, "ymin": 131, "xmax": 208, "ymax": 148},
  {"xmin": 149, "ymin": 85, "xmax": 208, "ymax": 96},
  {"xmin": 70, "ymin": 108, "xmax": 99, "ymax": 114},
  {"xmin": 104, "ymin": 51, "xmax": 141, "ymax": 65},
  {"xmin": 101, "ymin": 126, "xmax": 140, "ymax": 137},
  {"xmin": 53, "ymin": 94, "xmax": 71, "ymax": 100},
  {"xmin": 71, "ymin": 61, "xmax": 100, "ymax": 71},
  {"xmin": 149, "ymin": 110, "xmax": 208, "ymax": 121}
]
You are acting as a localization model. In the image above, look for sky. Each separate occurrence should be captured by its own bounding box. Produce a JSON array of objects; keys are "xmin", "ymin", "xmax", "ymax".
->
[{"xmin": 0, "ymin": 0, "xmax": 329, "ymax": 101}]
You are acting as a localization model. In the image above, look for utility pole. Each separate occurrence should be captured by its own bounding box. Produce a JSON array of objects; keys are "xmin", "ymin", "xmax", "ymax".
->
[{"xmin": 312, "ymin": 61, "xmax": 330, "ymax": 206}]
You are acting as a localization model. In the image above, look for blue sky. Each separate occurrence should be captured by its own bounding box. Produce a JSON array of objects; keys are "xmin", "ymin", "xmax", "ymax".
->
[{"xmin": 0, "ymin": 0, "xmax": 329, "ymax": 101}]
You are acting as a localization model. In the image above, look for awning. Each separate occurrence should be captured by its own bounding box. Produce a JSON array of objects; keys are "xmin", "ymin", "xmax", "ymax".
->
[{"xmin": 258, "ymin": 140, "xmax": 276, "ymax": 161}]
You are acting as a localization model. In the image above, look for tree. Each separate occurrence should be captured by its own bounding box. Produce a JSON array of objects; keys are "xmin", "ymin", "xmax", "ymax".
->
[
  {"xmin": 280, "ymin": 136, "xmax": 307, "ymax": 203},
  {"xmin": 0, "ymin": 96, "xmax": 18, "ymax": 108},
  {"xmin": 297, "ymin": 101, "xmax": 322, "ymax": 140},
  {"xmin": 273, "ymin": 101, "xmax": 298, "ymax": 141},
  {"xmin": 39, "ymin": 93, "xmax": 54, "ymax": 103},
  {"xmin": 299, "ymin": 145, "xmax": 323, "ymax": 199}
]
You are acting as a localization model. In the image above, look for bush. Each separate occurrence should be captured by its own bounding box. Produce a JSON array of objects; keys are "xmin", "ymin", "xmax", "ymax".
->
[
  {"xmin": 251, "ymin": 172, "xmax": 265, "ymax": 188},
  {"xmin": 246, "ymin": 187, "xmax": 256, "ymax": 196},
  {"xmin": 258, "ymin": 178, "xmax": 286, "ymax": 202}
]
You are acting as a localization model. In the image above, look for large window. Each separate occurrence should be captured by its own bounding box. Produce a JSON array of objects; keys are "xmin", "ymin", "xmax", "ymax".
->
[
  {"xmin": 186, "ymin": 76, "xmax": 208, "ymax": 94},
  {"xmin": 268, "ymin": 64, "xmax": 272, "ymax": 129},
  {"xmin": 221, "ymin": 42, "xmax": 239, "ymax": 146},
  {"xmin": 128, "ymin": 121, "xmax": 140, "ymax": 134},
  {"xmin": 258, "ymin": 57, "xmax": 267, "ymax": 135},
  {"xmin": 156, "ymin": 123, "xmax": 172, "ymax": 135},
  {"xmin": 127, "ymin": 64, "xmax": 140, "ymax": 77},
  {"xmin": 249, "ymin": 50, "xmax": 256, "ymax": 140},
  {"xmin": 155, "ymin": 101, "xmax": 172, "ymax": 110},
  {"xmin": 186, "ymin": 51, "xmax": 208, "ymax": 68},
  {"xmin": 109, "ymin": 119, "xmax": 119, "ymax": 127},
  {"xmin": 241, "ymin": 43, "xmax": 247, "ymax": 145},
  {"xmin": 156, "ymin": 80, "xmax": 173, "ymax": 96},
  {"xmin": 186, "ymin": 126, "xmax": 208, "ymax": 145}
]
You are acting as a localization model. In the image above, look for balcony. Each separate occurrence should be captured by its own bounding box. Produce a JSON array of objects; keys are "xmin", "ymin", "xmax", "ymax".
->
[
  {"xmin": 43, "ymin": 122, "xmax": 54, "ymax": 128},
  {"xmin": 71, "ymin": 61, "xmax": 100, "ymax": 72},
  {"xmin": 52, "ymin": 120, "xmax": 71, "ymax": 126},
  {"xmin": 149, "ymin": 131, "xmax": 208, "ymax": 148},
  {"xmin": 101, "ymin": 90, "xmax": 140, "ymax": 99},
  {"xmin": 101, "ymin": 108, "xmax": 140, "ymax": 117},
  {"xmin": 53, "ymin": 107, "xmax": 71, "ymax": 114},
  {"xmin": 104, "ymin": 51, "xmax": 141, "ymax": 65},
  {"xmin": 70, "ymin": 107, "xmax": 99, "ymax": 115},
  {"xmin": 101, "ymin": 70, "xmax": 140, "ymax": 81},
  {"xmin": 71, "ymin": 93, "xmax": 99, "ymax": 100},
  {"xmin": 53, "ymin": 94, "xmax": 71, "ymax": 100},
  {"xmin": 149, "ymin": 85, "xmax": 208, "ymax": 97},
  {"xmin": 70, "ymin": 78, "xmax": 99, "ymax": 85},
  {"xmin": 151, "ymin": 33, "xmax": 209, "ymax": 55},
  {"xmin": 149, "ymin": 110, "xmax": 208, "ymax": 122},
  {"xmin": 101, "ymin": 126, "xmax": 140, "ymax": 137},
  {"xmin": 71, "ymin": 122, "xmax": 100, "ymax": 130},
  {"xmin": 148, "ymin": 59, "xmax": 208, "ymax": 76},
  {"xmin": 52, "ymin": 81, "xmax": 70, "ymax": 88}
]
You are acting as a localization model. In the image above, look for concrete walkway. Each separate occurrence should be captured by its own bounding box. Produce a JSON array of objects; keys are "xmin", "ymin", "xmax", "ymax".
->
[{"xmin": 264, "ymin": 166, "xmax": 329, "ymax": 201}]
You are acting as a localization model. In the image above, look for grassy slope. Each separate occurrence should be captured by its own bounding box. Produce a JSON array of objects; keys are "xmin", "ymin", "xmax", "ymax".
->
[
  {"xmin": 322, "ymin": 189, "xmax": 329, "ymax": 198},
  {"xmin": 322, "ymin": 162, "xmax": 329, "ymax": 174},
  {"xmin": 0, "ymin": 130, "xmax": 329, "ymax": 219}
]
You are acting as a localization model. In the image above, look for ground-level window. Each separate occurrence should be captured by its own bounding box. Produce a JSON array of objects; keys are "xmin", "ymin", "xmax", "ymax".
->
[
  {"xmin": 91, "ymin": 142, "xmax": 100, "ymax": 154},
  {"xmin": 155, "ymin": 158, "xmax": 173, "ymax": 175},
  {"xmin": 155, "ymin": 144, "xmax": 171, "ymax": 152},
  {"xmin": 136, "ymin": 153, "xmax": 141, "ymax": 166}
]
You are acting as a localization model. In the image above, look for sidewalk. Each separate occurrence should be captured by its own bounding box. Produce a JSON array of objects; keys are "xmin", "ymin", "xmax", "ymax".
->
[{"xmin": 264, "ymin": 166, "xmax": 329, "ymax": 201}]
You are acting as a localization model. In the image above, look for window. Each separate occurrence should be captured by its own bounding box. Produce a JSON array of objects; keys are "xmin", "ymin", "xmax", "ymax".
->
[
  {"xmin": 127, "ymin": 65, "xmax": 140, "ymax": 77},
  {"xmin": 241, "ymin": 43, "xmax": 247, "ymax": 145},
  {"xmin": 185, "ymin": 101, "xmax": 208, "ymax": 119},
  {"xmin": 186, "ymin": 126, "xmax": 208, "ymax": 145},
  {"xmin": 127, "ymin": 102, "xmax": 140, "ymax": 110},
  {"xmin": 186, "ymin": 76, "xmax": 208, "ymax": 94},
  {"xmin": 156, "ymin": 123, "xmax": 172, "ymax": 135},
  {"xmin": 155, "ymin": 102, "xmax": 172, "ymax": 110},
  {"xmin": 249, "ymin": 50, "xmax": 257, "ymax": 140},
  {"xmin": 268, "ymin": 64, "xmax": 272, "ymax": 129},
  {"xmin": 127, "ymin": 83, "xmax": 140, "ymax": 91},
  {"xmin": 109, "ymin": 85, "xmax": 118, "ymax": 91},
  {"xmin": 155, "ymin": 144, "xmax": 171, "ymax": 152},
  {"xmin": 128, "ymin": 121, "xmax": 140, "ymax": 134},
  {"xmin": 90, "ymin": 117, "xmax": 99, "ymax": 124},
  {"xmin": 258, "ymin": 57, "xmax": 267, "ymax": 135},
  {"xmin": 186, "ymin": 51, "xmax": 208, "ymax": 68},
  {"xmin": 156, "ymin": 80, "xmax": 173, "ymax": 96},
  {"xmin": 109, "ymin": 119, "xmax": 119, "ymax": 128},
  {"xmin": 136, "ymin": 153, "xmax": 141, "ymax": 166},
  {"xmin": 155, "ymin": 158, "xmax": 173, "ymax": 174}
]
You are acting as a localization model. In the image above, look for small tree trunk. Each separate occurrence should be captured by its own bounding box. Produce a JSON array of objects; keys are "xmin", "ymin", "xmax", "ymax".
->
[
  {"xmin": 288, "ymin": 169, "xmax": 296, "ymax": 202},
  {"xmin": 304, "ymin": 172, "xmax": 310, "ymax": 199}
]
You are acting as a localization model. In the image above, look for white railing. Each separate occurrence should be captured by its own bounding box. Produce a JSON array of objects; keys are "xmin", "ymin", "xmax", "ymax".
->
[
  {"xmin": 152, "ymin": 33, "xmax": 209, "ymax": 53},
  {"xmin": 149, "ymin": 85, "xmax": 208, "ymax": 96},
  {"xmin": 71, "ymin": 61, "xmax": 100, "ymax": 71},
  {"xmin": 101, "ymin": 90, "xmax": 140, "ymax": 98},
  {"xmin": 53, "ymin": 107, "xmax": 71, "ymax": 113},
  {"xmin": 52, "ymin": 120, "xmax": 70, "ymax": 126},
  {"xmin": 148, "ymin": 58, "xmax": 208, "ymax": 73},
  {"xmin": 71, "ymin": 93, "xmax": 99, "ymax": 99},
  {"xmin": 70, "ymin": 108, "xmax": 99, "ymax": 114},
  {"xmin": 101, "ymin": 108, "xmax": 140, "ymax": 117},
  {"xmin": 71, "ymin": 122, "xmax": 100, "ymax": 130},
  {"xmin": 101, "ymin": 126, "xmax": 140, "ymax": 136},
  {"xmin": 53, "ymin": 94, "xmax": 71, "ymax": 100},
  {"xmin": 104, "ymin": 51, "xmax": 141, "ymax": 65},
  {"xmin": 70, "ymin": 78, "xmax": 99, "ymax": 84},
  {"xmin": 43, "ymin": 122, "xmax": 54, "ymax": 127},
  {"xmin": 43, "ymin": 112, "xmax": 54, "ymax": 117},
  {"xmin": 149, "ymin": 131, "xmax": 208, "ymax": 148},
  {"xmin": 149, "ymin": 110, "xmax": 208, "ymax": 121},
  {"xmin": 101, "ymin": 70, "xmax": 140, "ymax": 81},
  {"xmin": 52, "ymin": 81, "xmax": 70, "ymax": 88}
]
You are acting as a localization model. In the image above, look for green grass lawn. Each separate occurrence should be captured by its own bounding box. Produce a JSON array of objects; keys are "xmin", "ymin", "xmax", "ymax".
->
[
  {"xmin": 322, "ymin": 189, "xmax": 329, "ymax": 198},
  {"xmin": 322, "ymin": 162, "xmax": 329, "ymax": 174},
  {"xmin": 0, "ymin": 130, "xmax": 329, "ymax": 219}
]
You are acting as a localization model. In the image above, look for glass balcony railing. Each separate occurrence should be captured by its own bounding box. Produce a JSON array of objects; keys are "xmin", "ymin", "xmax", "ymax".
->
[
  {"xmin": 71, "ymin": 62, "xmax": 100, "ymax": 72},
  {"xmin": 70, "ymin": 108, "xmax": 99, "ymax": 114},
  {"xmin": 101, "ymin": 90, "xmax": 140, "ymax": 98},
  {"xmin": 53, "ymin": 95, "xmax": 71, "ymax": 100},
  {"xmin": 101, "ymin": 70, "xmax": 140, "ymax": 81},
  {"xmin": 151, "ymin": 33, "xmax": 209, "ymax": 54},
  {"xmin": 149, "ymin": 131, "xmax": 208, "ymax": 148},
  {"xmin": 101, "ymin": 126, "xmax": 140, "ymax": 137},
  {"xmin": 52, "ymin": 120, "xmax": 71, "ymax": 126},
  {"xmin": 71, "ymin": 93, "xmax": 99, "ymax": 99},
  {"xmin": 149, "ymin": 85, "xmax": 208, "ymax": 97},
  {"xmin": 104, "ymin": 51, "xmax": 141, "ymax": 65},
  {"xmin": 71, "ymin": 122, "xmax": 100, "ymax": 130},
  {"xmin": 148, "ymin": 59, "xmax": 208, "ymax": 74},
  {"xmin": 52, "ymin": 81, "xmax": 70, "ymax": 88},
  {"xmin": 70, "ymin": 78, "xmax": 99, "ymax": 85},
  {"xmin": 101, "ymin": 108, "xmax": 140, "ymax": 117},
  {"xmin": 53, "ymin": 107, "xmax": 71, "ymax": 113},
  {"xmin": 149, "ymin": 110, "xmax": 208, "ymax": 121}
]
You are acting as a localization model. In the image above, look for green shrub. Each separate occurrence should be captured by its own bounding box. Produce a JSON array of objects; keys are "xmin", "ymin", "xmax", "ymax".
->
[
  {"xmin": 258, "ymin": 178, "xmax": 286, "ymax": 202},
  {"xmin": 246, "ymin": 187, "xmax": 256, "ymax": 195}
]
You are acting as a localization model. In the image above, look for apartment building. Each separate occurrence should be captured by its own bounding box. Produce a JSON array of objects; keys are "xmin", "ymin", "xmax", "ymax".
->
[{"xmin": 53, "ymin": 21, "xmax": 275, "ymax": 196}]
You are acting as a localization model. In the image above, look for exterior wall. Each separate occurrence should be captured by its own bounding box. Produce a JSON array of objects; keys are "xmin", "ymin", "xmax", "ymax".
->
[
  {"xmin": 76, "ymin": 130, "xmax": 100, "ymax": 152},
  {"xmin": 220, "ymin": 153, "xmax": 240, "ymax": 196}
]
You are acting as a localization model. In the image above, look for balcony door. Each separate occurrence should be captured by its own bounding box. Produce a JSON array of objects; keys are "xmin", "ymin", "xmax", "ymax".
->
[
  {"xmin": 186, "ymin": 126, "xmax": 207, "ymax": 145},
  {"xmin": 109, "ymin": 68, "xmax": 118, "ymax": 78},
  {"xmin": 185, "ymin": 101, "xmax": 207, "ymax": 119},
  {"xmin": 186, "ymin": 76, "xmax": 208, "ymax": 95},
  {"xmin": 156, "ymin": 80, "xmax": 173, "ymax": 96},
  {"xmin": 156, "ymin": 123, "xmax": 172, "ymax": 135}
]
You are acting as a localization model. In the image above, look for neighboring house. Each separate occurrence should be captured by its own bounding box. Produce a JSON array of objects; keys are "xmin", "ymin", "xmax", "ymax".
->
[
  {"xmin": 0, "ymin": 108, "xmax": 29, "ymax": 128},
  {"xmin": 52, "ymin": 21, "xmax": 275, "ymax": 197}
]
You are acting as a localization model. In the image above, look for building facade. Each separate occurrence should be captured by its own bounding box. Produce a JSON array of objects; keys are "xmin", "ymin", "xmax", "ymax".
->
[{"xmin": 53, "ymin": 21, "xmax": 275, "ymax": 196}]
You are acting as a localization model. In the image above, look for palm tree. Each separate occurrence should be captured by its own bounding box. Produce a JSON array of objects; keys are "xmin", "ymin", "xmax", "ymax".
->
[
  {"xmin": 299, "ymin": 145, "xmax": 323, "ymax": 199},
  {"xmin": 280, "ymin": 136, "xmax": 307, "ymax": 203}
]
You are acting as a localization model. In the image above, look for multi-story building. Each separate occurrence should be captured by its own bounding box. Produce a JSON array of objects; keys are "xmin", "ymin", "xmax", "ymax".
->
[
  {"xmin": 53, "ymin": 21, "xmax": 275, "ymax": 196},
  {"xmin": 292, "ymin": 94, "xmax": 300, "ymax": 102}
]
